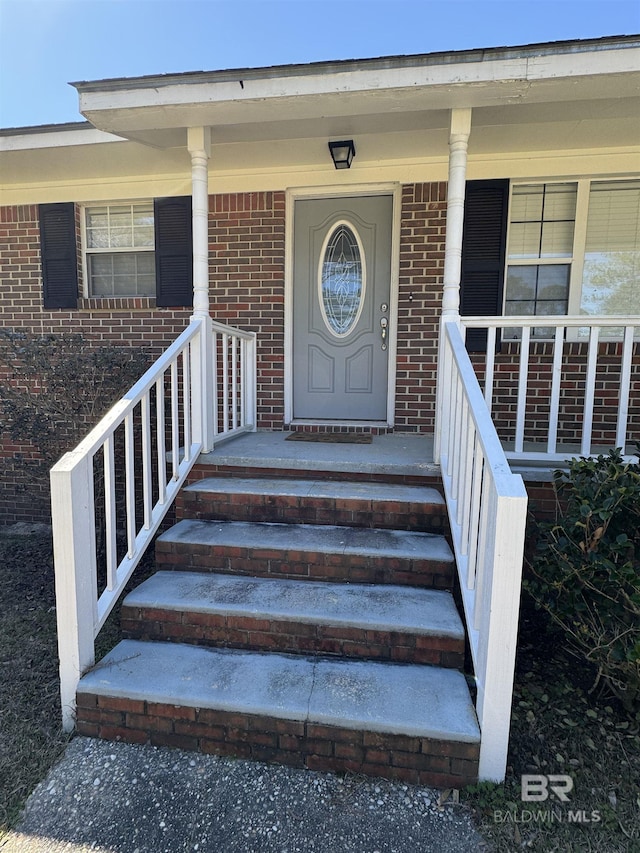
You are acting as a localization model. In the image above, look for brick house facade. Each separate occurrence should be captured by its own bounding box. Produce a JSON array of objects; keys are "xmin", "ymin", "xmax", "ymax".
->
[{"xmin": 1, "ymin": 185, "xmax": 454, "ymax": 522}]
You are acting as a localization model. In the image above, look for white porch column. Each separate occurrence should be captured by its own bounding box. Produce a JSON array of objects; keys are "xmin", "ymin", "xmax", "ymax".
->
[
  {"xmin": 441, "ymin": 107, "xmax": 472, "ymax": 317},
  {"xmin": 435, "ymin": 108, "xmax": 472, "ymax": 458},
  {"xmin": 188, "ymin": 126, "xmax": 211, "ymax": 317},
  {"xmin": 187, "ymin": 127, "xmax": 215, "ymax": 451}
]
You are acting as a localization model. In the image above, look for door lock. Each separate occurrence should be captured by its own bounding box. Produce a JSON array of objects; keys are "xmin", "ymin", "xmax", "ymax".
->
[{"xmin": 380, "ymin": 316, "xmax": 388, "ymax": 351}]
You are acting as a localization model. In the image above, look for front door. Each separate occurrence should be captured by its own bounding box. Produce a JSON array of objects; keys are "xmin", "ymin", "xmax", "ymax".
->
[{"xmin": 292, "ymin": 195, "xmax": 393, "ymax": 421}]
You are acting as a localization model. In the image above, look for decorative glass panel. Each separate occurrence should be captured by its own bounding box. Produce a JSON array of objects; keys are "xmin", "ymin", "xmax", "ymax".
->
[{"xmin": 319, "ymin": 223, "xmax": 364, "ymax": 336}]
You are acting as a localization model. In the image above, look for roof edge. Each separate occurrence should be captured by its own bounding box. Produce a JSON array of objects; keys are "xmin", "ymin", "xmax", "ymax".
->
[
  {"xmin": 0, "ymin": 121, "xmax": 92, "ymax": 136},
  {"xmin": 70, "ymin": 34, "xmax": 640, "ymax": 93}
]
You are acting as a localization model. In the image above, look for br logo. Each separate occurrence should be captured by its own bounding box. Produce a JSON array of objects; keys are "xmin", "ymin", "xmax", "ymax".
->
[{"xmin": 521, "ymin": 775, "xmax": 574, "ymax": 803}]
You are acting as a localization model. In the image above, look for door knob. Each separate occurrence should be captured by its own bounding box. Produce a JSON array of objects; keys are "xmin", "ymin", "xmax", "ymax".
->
[{"xmin": 380, "ymin": 316, "xmax": 388, "ymax": 350}]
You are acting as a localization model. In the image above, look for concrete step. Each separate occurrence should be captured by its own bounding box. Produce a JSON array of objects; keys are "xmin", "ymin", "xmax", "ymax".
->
[
  {"xmin": 187, "ymin": 431, "xmax": 439, "ymax": 487},
  {"xmin": 76, "ymin": 639, "xmax": 480, "ymax": 788},
  {"xmin": 176, "ymin": 476, "xmax": 446, "ymax": 533},
  {"xmin": 121, "ymin": 571, "xmax": 465, "ymax": 667},
  {"xmin": 155, "ymin": 519, "xmax": 455, "ymax": 589}
]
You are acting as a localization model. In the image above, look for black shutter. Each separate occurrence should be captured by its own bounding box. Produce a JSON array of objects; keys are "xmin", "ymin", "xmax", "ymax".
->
[
  {"xmin": 460, "ymin": 180, "xmax": 509, "ymax": 351},
  {"xmin": 39, "ymin": 203, "xmax": 78, "ymax": 309},
  {"xmin": 154, "ymin": 196, "xmax": 193, "ymax": 307}
]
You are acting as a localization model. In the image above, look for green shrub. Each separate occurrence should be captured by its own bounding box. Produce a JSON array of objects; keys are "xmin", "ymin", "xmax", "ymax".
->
[{"xmin": 524, "ymin": 447, "xmax": 640, "ymax": 713}]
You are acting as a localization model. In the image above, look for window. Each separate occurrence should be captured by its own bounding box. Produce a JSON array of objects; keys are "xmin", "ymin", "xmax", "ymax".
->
[
  {"xmin": 503, "ymin": 179, "xmax": 640, "ymax": 336},
  {"xmin": 40, "ymin": 197, "xmax": 192, "ymax": 310},
  {"xmin": 504, "ymin": 183, "xmax": 577, "ymax": 336},
  {"xmin": 84, "ymin": 203, "xmax": 155, "ymax": 297}
]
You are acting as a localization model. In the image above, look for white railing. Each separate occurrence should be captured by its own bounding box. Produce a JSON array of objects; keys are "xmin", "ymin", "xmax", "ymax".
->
[
  {"xmin": 436, "ymin": 319, "xmax": 528, "ymax": 782},
  {"xmin": 51, "ymin": 316, "xmax": 257, "ymax": 730},
  {"xmin": 211, "ymin": 320, "xmax": 257, "ymax": 443},
  {"xmin": 459, "ymin": 316, "xmax": 640, "ymax": 463}
]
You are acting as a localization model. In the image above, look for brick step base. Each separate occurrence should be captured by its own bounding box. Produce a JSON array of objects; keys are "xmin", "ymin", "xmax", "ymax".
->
[
  {"xmin": 176, "ymin": 476, "xmax": 446, "ymax": 533},
  {"xmin": 156, "ymin": 519, "xmax": 455, "ymax": 589},
  {"xmin": 76, "ymin": 640, "xmax": 480, "ymax": 789},
  {"xmin": 121, "ymin": 571, "xmax": 465, "ymax": 667},
  {"xmin": 187, "ymin": 462, "xmax": 438, "ymax": 489}
]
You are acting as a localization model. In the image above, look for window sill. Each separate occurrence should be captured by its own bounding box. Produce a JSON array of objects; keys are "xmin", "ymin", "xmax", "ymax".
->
[{"xmin": 78, "ymin": 297, "xmax": 157, "ymax": 312}]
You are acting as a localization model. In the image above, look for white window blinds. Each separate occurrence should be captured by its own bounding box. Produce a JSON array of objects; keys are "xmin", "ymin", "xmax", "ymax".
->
[{"xmin": 581, "ymin": 180, "xmax": 640, "ymax": 316}]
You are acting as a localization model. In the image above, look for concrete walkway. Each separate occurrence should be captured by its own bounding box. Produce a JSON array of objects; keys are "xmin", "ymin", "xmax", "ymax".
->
[{"xmin": 5, "ymin": 738, "xmax": 489, "ymax": 853}]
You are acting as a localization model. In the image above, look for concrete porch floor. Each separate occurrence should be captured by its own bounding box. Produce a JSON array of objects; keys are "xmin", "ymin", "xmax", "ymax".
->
[{"xmin": 198, "ymin": 430, "xmax": 438, "ymax": 478}]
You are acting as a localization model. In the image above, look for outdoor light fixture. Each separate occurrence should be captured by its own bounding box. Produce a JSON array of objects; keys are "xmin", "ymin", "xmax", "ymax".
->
[{"xmin": 328, "ymin": 140, "xmax": 356, "ymax": 170}]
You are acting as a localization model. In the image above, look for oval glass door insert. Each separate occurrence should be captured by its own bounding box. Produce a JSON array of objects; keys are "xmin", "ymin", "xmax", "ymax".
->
[{"xmin": 318, "ymin": 222, "xmax": 366, "ymax": 337}]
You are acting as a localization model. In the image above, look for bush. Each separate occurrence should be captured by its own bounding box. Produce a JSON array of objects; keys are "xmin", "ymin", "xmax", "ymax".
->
[
  {"xmin": 524, "ymin": 447, "xmax": 640, "ymax": 713},
  {"xmin": 0, "ymin": 330, "xmax": 150, "ymax": 469},
  {"xmin": 0, "ymin": 331, "xmax": 151, "ymax": 523}
]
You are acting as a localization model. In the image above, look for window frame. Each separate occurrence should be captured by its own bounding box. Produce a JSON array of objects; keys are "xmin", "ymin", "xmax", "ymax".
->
[
  {"xmin": 503, "ymin": 177, "xmax": 639, "ymax": 334},
  {"xmin": 81, "ymin": 200, "xmax": 156, "ymax": 299}
]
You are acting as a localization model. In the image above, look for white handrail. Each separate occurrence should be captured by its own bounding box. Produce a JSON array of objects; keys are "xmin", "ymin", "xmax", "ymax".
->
[
  {"xmin": 438, "ymin": 319, "xmax": 528, "ymax": 781},
  {"xmin": 51, "ymin": 315, "xmax": 257, "ymax": 731},
  {"xmin": 459, "ymin": 315, "xmax": 640, "ymax": 462}
]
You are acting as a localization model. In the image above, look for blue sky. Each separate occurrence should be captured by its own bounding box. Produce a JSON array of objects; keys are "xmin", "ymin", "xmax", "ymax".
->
[{"xmin": 0, "ymin": 0, "xmax": 638, "ymax": 129}]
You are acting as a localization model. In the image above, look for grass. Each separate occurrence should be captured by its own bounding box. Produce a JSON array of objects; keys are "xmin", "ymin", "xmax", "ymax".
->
[
  {"xmin": 0, "ymin": 528, "xmax": 152, "ymax": 839},
  {"xmin": 0, "ymin": 532, "xmax": 69, "ymax": 833},
  {"xmin": 0, "ymin": 530, "xmax": 638, "ymax": 850}
]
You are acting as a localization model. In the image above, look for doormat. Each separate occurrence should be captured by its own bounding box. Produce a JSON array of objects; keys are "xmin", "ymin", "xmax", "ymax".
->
[{"xmin": 285, "ymin": 432, "xmax": 373, "ymax": 444}]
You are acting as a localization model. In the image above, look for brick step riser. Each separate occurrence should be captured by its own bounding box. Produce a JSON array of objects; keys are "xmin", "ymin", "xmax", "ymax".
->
[
  {"xmin": 120, "ymin": 607, "xmax": 464, "ymax": 668},
  {"xmin": 154, "ymin": 546, "xmax": 454, "ymax": 590},
  {"xmin": 76, "ymin": 695, "xmax": 479, "ymax": 789},
  {"xmin": 187, "ymin": 465, "xmax": 442, "ymax": 489},
  {"xmin": 175, "ymin": 492, "xmax": 446, "ymax": 534}
]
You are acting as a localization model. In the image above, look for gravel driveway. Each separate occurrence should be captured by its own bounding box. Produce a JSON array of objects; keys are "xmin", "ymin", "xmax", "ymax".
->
[{"xmin": 4, "ymin": 737, "xmax": 489, "ymax": 852}]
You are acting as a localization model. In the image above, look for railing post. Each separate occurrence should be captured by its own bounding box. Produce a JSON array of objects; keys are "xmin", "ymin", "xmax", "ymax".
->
[
  {"xmin": 51, "ymin": 450, "xmax": 98, "ymax": 732},
  {"xmin": 189, "ymin": 314, "xmax": 215, "ymax": 452},
  {"xmin": 244, "ymin": 333, "xmax": 258, "ymax": 430},
  {"xmin": 476, "ymin": 485, "xmax": 528, "ymax": 781}
]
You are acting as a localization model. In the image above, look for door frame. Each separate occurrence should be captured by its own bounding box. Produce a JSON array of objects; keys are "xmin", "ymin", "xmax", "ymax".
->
[{"xmin": 284, "ymin": 183, "xmax": 401, "ymax": 426}]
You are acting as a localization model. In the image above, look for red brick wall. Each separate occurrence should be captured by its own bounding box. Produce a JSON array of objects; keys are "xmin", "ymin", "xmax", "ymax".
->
[
  {"xmin": 394, "ymin": 183, "xmax": 447, "ymax": 431},
  {"xmin": 0, "ymin": 204, "xmax": 192, "ymax": 523},
  {"xmin": 0, "ymin": 194, "xmax": 287, "ymax": 521},
  {"xmin": 0, "ymin": 204, "xmax": 191, "ymax": 348},
  {"xmin": 207, "ymin": 192, "xmax": 286, "ymax": 430}
]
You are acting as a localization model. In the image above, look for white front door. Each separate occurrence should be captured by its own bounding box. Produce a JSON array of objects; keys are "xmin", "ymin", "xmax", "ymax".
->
[{"xmin": 292, "ymin": 195, "xmax": 393, "ymax": 421}]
